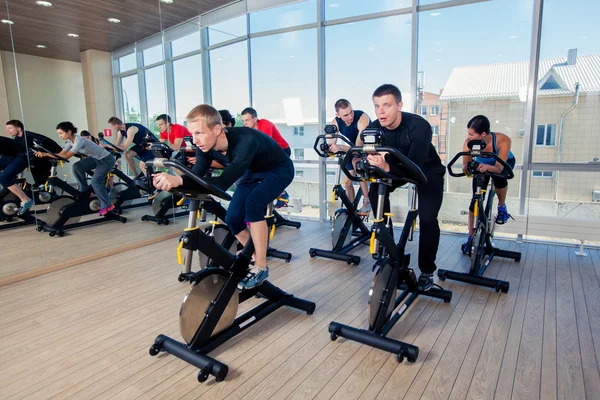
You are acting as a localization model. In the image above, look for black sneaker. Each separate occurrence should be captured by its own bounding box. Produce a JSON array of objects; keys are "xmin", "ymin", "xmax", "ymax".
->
[{"xmin": 417, "ymin": 274, "xmax": 434, "ymax": 292}]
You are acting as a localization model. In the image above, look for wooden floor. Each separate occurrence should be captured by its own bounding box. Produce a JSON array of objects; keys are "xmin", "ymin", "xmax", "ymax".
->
[
  {"xmin": 0, "ymin": 204, "xmax": 186, "ymax": 280},
  {"xmin": 1, "ymin": 220, "xmax": 599, "ymax": 400}
]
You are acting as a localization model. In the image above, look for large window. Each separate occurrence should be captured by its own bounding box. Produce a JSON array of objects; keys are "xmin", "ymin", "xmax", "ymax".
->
[
  {"xmin": 251, "ymin": 30, "xmax": 317, "ymax": 124},
  {"xmin": 173, "ymin": 54, "xmax": 203, "ymax": 124},
  {"xmin": 143, "ymin": 45, "xmax": 163, "ymax": 66},
  {"xmin": 419, "ymin": 0, "xmax": 533, "ymax": 228},
  {"xmin": 210, "ymin": 41, "xmax": 249, "ymax": 116},
  {"xmin": 144, "ymin": 65, "xmax": 167, "ymax": 133},
  {"xmin": 119, "ymin": 53, "xmax": 136, "ymax": 73},
  {"xmin": 171, "ymin": 30, "xmax": 201, "ymax": 57},
  {"xmin": 208, "ymin": 16, "xmax": 247, "ymax": 46},
  {"xmin": 325, "ymin": 0, "xmax": 410, "ymax": 20},
  {"xmin": 120, "ymin": 74, "xmax": 141, "ymax": 123},
  {"xmin": 326, "ymin": 15, "xmax": 412, "ymax": 122},
  {"xmin": 250, "ymin": 0, "xmax": 316, "ymax": 33}
]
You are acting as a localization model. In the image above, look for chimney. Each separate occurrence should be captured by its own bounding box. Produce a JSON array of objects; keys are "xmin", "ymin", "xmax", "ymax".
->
[{"xmin": 567, "ymin": 48, "xmax": 577, "ymax": 65}]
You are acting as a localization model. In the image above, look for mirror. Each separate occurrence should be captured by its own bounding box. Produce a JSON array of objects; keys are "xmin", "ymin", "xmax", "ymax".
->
[
  {"xmin": 0, "ymin": 0, "xmax": 47, "ymax": 283},
  {"xmin": 0, "ymin": 0, "xmax": 187, "ymax": 284}
]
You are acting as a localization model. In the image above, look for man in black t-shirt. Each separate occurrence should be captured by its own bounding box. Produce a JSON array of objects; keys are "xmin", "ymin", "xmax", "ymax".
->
[
  {"xmin": 152, "ymin": 105, "xmax": 294, "ymax": 291},
  {"xmin": 360, "ymin": 84, "xmax": 445, "ymax": 291}
]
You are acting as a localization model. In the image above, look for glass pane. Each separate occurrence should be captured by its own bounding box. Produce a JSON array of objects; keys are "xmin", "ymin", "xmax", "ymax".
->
[
  {"xmin": 250, "ymin": 0, "xmax": 317, "ymax": 33},
  {"xmin": 210, "ymin": 41, "xmax": 249, "ymax": 117},
  {"xmin": 209, "ymin": 15, "xmax": 247, "ymax": 46},
  {"xmin": 326, "ymin": 0, "xmax": 410, "ymax": 20},
  {"xmin": 171, "ymin": 31, "xmax": 201, "ymax": 57},
  {"xmin": 119, "ymin": 53, "xmax": 136, "ymax": 72},
  {"xmin": 251, "ymin": 30, "xmax": 317, "ymax": 123},
  {"xmin": 546, "ymin": 124, "xmax": 555, "ymax": 146},
  {"xmin": 173, "ymin": 54, "xmax": 203, "ymax": 124},
  {"xmin": 121, "ymin": 74, "xmax": 141, "ymax": 123},
  {"xmin": 144, "ymin": 65, "xmax": 167, "ymax": 134},
  {"xmin": 536, "ymin": 125, "xmax": 545, "ymax": 145},
  {"xmin": 418, "ymin": 0, "xmax": 533, "ymax": 232},
  {"xmin": 143, "ymin": 45, "xmax": 164, "ymax": 65},
  {"xmin": 532, "ymin": 0, "xmax": 600, "ymax": 163},
  {"xmin": 527, "ymin": 170, "xmax": 600, "ymax": 221},
  {"xmin": 326, "ymin": 15, "xmax": 412, "ymax": 122}
]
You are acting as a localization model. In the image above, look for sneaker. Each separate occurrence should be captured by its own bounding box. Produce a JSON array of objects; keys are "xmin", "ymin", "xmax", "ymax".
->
[
  {"xmin": 417, "ymin": 274, "xmax": 434, "ymax": 292},
  {"xmin": 99, "ymin": 204, "xmax": 115, "ymax": 216},
  {"xmin": 496, "ymin": 204, "xmax": 512, "ymax": 225},
  {"xmin": 237, "ymin": 266, "xmax": 269, "ymax": 290},
  {"xmin": 461, "ymin": 236, "xmax": 473, "ymax": 255},
  {"xmin": 275, "ymin": 191, "xmax": 290, "ymax": 209},
  {"xmin": 17, "ymin": 199, "xmax": 34, "ymax": 215},
  {"xmin": 357, "ymin": 202, "xmax": 372, "ymax": 216}
]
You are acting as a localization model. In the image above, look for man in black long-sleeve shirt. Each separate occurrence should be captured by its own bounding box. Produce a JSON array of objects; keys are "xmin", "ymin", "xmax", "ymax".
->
[
  {"xmin": 2, "ymin": 120, "xmax": 62, "ymax": 214},
  {"xmin": 361, "ymin": 84, "xmax": 445, "ymax": 291},
  {"xmin": 152, "ymin": 105, "xmax": 294, "ymax": 290}
]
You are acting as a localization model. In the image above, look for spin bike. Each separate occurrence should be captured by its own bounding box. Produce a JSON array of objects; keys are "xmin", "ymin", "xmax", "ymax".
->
[
  {"xmin": 139, "ymin": 141, "xmax": 190, "ymax": 225},
  {"xmin": 0, "ymin": 177, "xmax": 54, "ymax": 230},
  {"xmin": 147, "ymin": 159, "xmax": 315, "ymax": 383},
  {"xmin": 33, "ymin": 142, "xmax": 127, "ymax": 237},
  {"xmin": 99, "ymin": 139, "xmax": 151, "ymax": 212},
  {"xmin": 437, "ymin": 139, "xmax": 521, "ymax": 293},
  {"xmin": 177, "ymin": 195, "xmax": 293, "ymax": 283},
  {"xmin": 308, "ymin": 125, "xmax": 371, "ymax": 265},
  {"xmin": 328, "ymin": 133, "xmax": 452, "ymax": 363}
]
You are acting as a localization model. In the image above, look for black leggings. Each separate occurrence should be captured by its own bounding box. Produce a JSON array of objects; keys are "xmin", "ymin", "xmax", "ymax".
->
[{"xmin": 369, "ymin": 172, "xmax": 444, "ymax": 274}]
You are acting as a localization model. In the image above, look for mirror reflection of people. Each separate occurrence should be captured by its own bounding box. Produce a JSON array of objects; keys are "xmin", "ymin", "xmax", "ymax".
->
[
  {"xmin": 156, "ymin": 114, "xmax": 192, "ymax": 151},
  {"xmin": 2, "ymin": 120, "xmax": 62, "ymax": 214},
  {"xmin": 152, "ymin": 105, "xmax": 294, "ymax": 290},
  {"xmin": 108, "ymin": 117, "xmax": 157, "ymax": 177},
  {"xmin": 360, "ymin": 84, "xmax": 446, "ymax": 292},
  {"xmin": 34, "ymin": 122, "xmax": 117, "ymax": 216},
  {"xmin": 241, "ymin": 107, "xmax": 291, "ymax": 157},
  {"xmin": 328, "ymin": 99, "xmax": 372, "ymax": 215},
  {"xmin": 80, "ymin": 130, "xmax": 100, "ymax": 144},
  {"xmin": 461, "ymin": 115, "xmax": 516, "ymax": 253},
  {"xmin": 219, "ymin": 110, "xmax": 236, "ymax": 128}
]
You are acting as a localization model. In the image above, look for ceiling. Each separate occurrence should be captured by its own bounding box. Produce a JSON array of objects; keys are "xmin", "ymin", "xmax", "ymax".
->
[{"xmin": 0, "ymin": 0, "xmax": 232, "ymax": 62}]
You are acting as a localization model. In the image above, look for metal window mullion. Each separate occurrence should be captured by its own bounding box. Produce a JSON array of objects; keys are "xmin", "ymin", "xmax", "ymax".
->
[
  {"xmin": 410, "ymin": 0, "xmax": 418, "ymax": 114},
  {"xmin": 201, "ymin": 27, "xmax": 212, "ymax": 105},
  {"xmin": 519, "ymin": 0, "xmax": 544, "ymax": 216},
  {"xmin": 247, "ymin": 13, "xmax": 253, "ymax": 107},
  {"xmin": 317, "ymin": 0, "xmax": 326, "ymax": 222},
  {"xmin": 416, "ymin": 0, "xmax": 489, "ymax": 12},
  {"xmin": 164, "ymin": 42, "xmax": 177, "ymax": 120}
]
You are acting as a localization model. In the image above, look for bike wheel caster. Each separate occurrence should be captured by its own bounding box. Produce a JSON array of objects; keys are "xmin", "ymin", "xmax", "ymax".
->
[
  {"xmin": 309, "ymin": 249, "xmax": 316, "ymax": 258},
  {"xmin": 149, "ymin": 344, "xmax": 161, "ymax": 356},
  {"xmin": 397, "ymin": 353, "xmax": 404, "ymax": 363},
  {"xmin": 197, "ymin": 366, "xmax": 211, "ymax": 383},
  {"xmin": 36, "ymin": 226, "xmax": 43, "ymax": 232},
  {"xmin": 438, "ymin": 271, "xmax": 446, "ymax": 281},
  {"xmin": 499, "ymin": 282, "xmax": 509, "ymax": 293},
  {"xmin": 157, "ymin": 221, "xmax": 163, "ymax": 225},
  {"xmin": 141, "ymin": 216, "xmax": 148, "ymax": 221},
  {"xmin": 330, "ymin": 329, "xmax": 340, "ymax": 341},
  {"xmin": 351, "ymin": 257, "xmax": 360, "ymax": 265},
  {"xmin": 49, "ymin": 232, "xmax": 56, "ymax": 237},
  {"xmin": 178, "ymin": 274, "xmax": 186, "ymax": 282}
]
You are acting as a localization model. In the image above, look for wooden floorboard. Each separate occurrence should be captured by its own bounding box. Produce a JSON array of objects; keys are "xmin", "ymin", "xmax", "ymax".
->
[{"xmin": 0, "ymin": 221, "xmax": 598, "ymax": 400}]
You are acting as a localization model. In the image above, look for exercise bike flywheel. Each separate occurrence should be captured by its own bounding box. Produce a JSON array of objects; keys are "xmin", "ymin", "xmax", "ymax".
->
[
  {"xmin": 179, "ymin": 272, "xmax": 239, "ymax": 344},
  {"xmin": 368, "ymin": 263, "xmax": 398, "ymax": 332},
  {"xmin": 46, "ymin": 196, "xmax": 81, "ymax": 225}
]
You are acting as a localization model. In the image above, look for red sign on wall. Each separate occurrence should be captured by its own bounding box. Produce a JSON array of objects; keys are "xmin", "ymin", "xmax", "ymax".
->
[{"xmin": 103, "ymin": 128, "xmax": 113, "ymax": 137}]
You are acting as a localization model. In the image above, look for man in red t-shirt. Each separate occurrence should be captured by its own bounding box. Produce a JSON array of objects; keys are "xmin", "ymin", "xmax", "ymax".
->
[
  {"xmin": 156, "ymin": 114, "xmax": 192, "ymax": 151},
  {"xmin": 241, "ymin": 107, "xmax": 291, "ymax": 157}
]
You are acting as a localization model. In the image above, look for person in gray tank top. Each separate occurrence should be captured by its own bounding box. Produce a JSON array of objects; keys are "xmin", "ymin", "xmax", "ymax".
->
[{"xmin": 34, "ymin": 122, "xmax": 116, "ymax": 216}]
